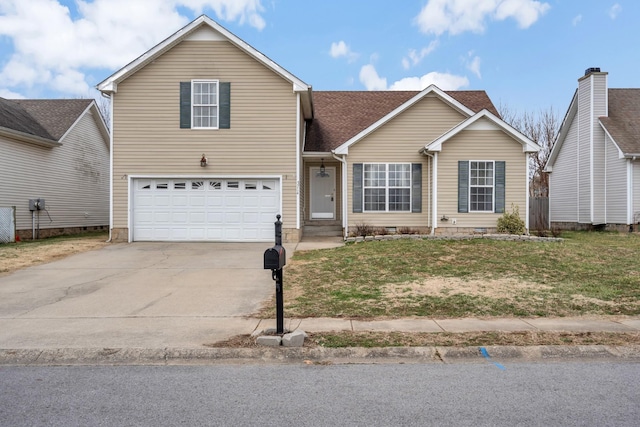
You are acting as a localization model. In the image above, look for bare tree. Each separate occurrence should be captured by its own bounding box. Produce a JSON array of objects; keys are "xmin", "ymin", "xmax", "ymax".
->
[
  {"xmin": 96, "ymin": 95, "xmax": 111, "ymax": 131},
  {"xmin": 498, "ymin": 102, "xmax": 560, "ymax": 197}
]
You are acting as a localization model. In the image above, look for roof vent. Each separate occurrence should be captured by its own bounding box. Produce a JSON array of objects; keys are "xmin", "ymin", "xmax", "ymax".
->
[{"xmin": 584, "ymin": 67, "xmax": 601, "ymax": 76}]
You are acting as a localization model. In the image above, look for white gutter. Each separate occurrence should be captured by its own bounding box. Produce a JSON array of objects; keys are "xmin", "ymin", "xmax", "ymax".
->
[
  {"xmin": 628, "ymin": 159, "xmax": 634, "ymax": 225},
  {"xmin": 589, "ymin": 74, "xmax": 594, "ymax": 223},
  {"xmin": 332, "ymin": 152, "xmax": 348, "ymax": 238}
]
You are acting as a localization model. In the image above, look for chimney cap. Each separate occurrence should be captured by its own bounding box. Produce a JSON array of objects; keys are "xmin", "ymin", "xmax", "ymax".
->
[{"xmin": 585, "ymin": 67, "xmax": 601, "ymax": 75}]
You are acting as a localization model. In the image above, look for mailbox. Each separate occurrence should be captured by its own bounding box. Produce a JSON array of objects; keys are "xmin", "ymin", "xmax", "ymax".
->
[{"xmin": 264, "ymin": 245, "xmax": 286, "ymax": 270}]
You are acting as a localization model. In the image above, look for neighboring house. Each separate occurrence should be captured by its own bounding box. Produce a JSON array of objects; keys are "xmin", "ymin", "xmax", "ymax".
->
[
  {"xmin": 97, "ymin": 15, "xmax": 539, "ymax": 243},
  {"xmin": 0, "ymin": 98, "xmax": 110, "ymax": 239},
  {"xmin": 545, "ymin": 68, "xmax": 640, "ymax": 231}
]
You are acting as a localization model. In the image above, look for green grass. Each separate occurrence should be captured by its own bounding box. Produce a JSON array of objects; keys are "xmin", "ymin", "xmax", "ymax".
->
[{"xmin": 276, "ymin": 232, "xmax": 640, "ymax": 318}]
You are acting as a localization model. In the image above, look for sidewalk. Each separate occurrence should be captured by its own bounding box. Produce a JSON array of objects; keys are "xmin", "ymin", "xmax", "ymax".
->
[{"xmin": 254, "ymin": 316, "xmax": 640, "ymax": 334}]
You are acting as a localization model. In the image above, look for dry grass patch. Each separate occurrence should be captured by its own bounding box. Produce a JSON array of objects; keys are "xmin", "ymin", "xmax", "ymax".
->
[
  {"xmin": 0, "ymin": 232, "xmax": 108, "ymax": 275},
  {"xmin": 206, "ymin": 331, "xmax": 640, "ymax": 348}
]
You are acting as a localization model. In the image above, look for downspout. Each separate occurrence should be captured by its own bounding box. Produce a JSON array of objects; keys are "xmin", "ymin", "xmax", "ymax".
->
[
  {"xmin": 332, "ymin": 152, "xmax": 347, "ymax": 239},
  {"xmin": 421, "ymin": 151, "xmax": 436, "ymax": 235},
  {"xmin": 422, "ymin": 150, "xmax": 438, "ymax": 236},
  {"xmin": 296, "ymin": 92, "xmax": 301, "ymax": 232},
  {"xmin": 102, "ymin": 91, "xmax": 113, "ymax": 243},
  {"xmin": 525, "ymin": 152, "xmax": 531, "ymax": 234}
]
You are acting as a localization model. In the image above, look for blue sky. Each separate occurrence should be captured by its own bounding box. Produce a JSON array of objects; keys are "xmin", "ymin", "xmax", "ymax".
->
[{"xmin": 0, "ymin": 0, "xmax": 637, "ymax": 116}]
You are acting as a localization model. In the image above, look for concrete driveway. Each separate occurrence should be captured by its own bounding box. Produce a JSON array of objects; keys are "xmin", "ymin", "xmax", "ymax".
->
[{"xmin": 0, "ymin": 242, "xmax": 277, "ymax": 349}]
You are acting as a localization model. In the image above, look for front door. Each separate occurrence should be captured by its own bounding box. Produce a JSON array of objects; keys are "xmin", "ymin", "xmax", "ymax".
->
[{"xmin": 310, "ymin": 166, "xmax": 336, "ymax": 219}]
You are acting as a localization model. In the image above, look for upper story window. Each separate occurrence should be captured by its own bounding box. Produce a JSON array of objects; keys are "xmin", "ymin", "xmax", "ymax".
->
[
  {"xmin": 363, "ymin": 163, "xmax": 411, "ymax": 212},
  {"xmin": 192, "ymin": 80, "xmax": 218, "ymax": 129},
  {"xmin": 469, "ymin": 161, "xmax": 494, "ymax": 212}
]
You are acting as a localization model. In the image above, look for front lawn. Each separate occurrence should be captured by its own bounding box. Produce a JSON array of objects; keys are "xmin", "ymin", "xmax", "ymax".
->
[{"xmin": 270, "ymin": 232, "xmax": 640, "ymax": 318}]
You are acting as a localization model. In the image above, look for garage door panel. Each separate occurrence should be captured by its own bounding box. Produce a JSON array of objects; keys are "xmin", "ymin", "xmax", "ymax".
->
[{"xmin": 133, "ymin": 178, "xmax": 281, "ymax": 242}]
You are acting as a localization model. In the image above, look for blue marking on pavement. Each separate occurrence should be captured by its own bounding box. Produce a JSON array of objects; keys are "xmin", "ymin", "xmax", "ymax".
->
[{"xmin": 479, "ymin": 347, "xmax": 506, "ymax": 371}]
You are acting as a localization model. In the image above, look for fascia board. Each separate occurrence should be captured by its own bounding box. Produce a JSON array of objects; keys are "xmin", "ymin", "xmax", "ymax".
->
[
  {"xmin": 599, "ymin": 120, "xmax": 626, "ymax": 159},
  {"xmin": 0, "ymin": 127, "xmax": 61, "ymax": 147},
  {"xmin": 333, "ymin": 85, "xmax": 475, "ymax": 155},
  {"xmin": 97, "ymin": 15, "xmax": 311, "ymax": 95}
]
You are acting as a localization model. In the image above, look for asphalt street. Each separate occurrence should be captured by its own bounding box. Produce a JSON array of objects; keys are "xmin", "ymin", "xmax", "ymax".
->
[{"xmin": 1, "ymin": 361, "xmax": 638, "ymax": 426}]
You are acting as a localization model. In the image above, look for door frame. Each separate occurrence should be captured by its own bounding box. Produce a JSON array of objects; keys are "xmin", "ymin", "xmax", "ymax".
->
[{"xmin": 309, "ymin": 166, "xmax": 336, "ymax": 219}]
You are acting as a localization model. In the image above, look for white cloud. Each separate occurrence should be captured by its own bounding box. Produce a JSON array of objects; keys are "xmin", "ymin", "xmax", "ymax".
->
[
  {"xmin": 359, "ymin": 64, "xmax": 469, "ymax": 91},
  {"xmin": 465, "ymin": 54, "xmax": 481, "ymax": 78},
  {"xmin": 402, "ymin": 40, "xmax": 439, "ymax": 69},
  {"xmin": 0, "ymin": 0, "xmax": 267, "ymax": 97},
  {"xmin": 389, "ymin": 72, "xmax": 469, "ymax": 91},
  {"xmin": 329, "ymin": 40, "xmax": 358, "ymax": 62},
  {"xmin": 0, "ymin": 88, "xmax": 25, "ymax": 99},
  {"xmin": 609, "ymin": 3, "xmax": 621, "ymax": 20},
  {"xmin": 572, "ymin": 14, "xmax": 582, "ymax": 26},
  {"xmin": 415, "ymin": 0, "xmax": 551, "ymax": 36},
  {"xmin": 359, "ymin": 64, "xmax": 387, "ymax": 91}
]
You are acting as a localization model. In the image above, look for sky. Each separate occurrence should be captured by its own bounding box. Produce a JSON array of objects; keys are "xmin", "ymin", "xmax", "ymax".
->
[{"xmin": 0, "ymin": 0, "xmax": 638, "ymax": 116}]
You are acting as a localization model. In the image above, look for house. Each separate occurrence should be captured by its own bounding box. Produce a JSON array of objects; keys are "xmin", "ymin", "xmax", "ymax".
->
[
  {"xmin": 0, "ymin": 97, "xmax": 110, "ymax": 240},
  {"xmin": 97, "ymin": 15, "xmax": 539, "ymax": 243},
  {"xmin": 545, "ymin": 68, "xmax": 640, "ymax": 231}
]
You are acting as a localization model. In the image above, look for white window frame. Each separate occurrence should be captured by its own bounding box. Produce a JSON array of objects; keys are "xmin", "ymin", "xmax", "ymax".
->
[
  {"xmin": 469, "ymin": 160, "xmax": 495, "ymax": 213},
  {"xmin": 363, "ymin": 163, "xmax": 412, "ymax": 212},
  {"xmin": 191, "ymin": 79, "xmax": 219, "ymax": 129}
]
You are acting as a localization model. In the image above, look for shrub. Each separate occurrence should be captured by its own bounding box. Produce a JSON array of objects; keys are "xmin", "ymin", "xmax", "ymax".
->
[
  {"xmin": 353, "ymin": 222, "xmax": 375, "ymax": 237},
  {"xmin": 497, "ymin": 204, "xmax": 526, "ymax": 235},
  {"xmin": 375, "ymin": 227, "xmax": 389, "ymax": 236}
]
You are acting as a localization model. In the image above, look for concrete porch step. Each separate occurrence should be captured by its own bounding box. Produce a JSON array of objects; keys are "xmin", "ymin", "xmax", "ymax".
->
[{"xmin": 303, "ymin": 224, "xmax": 343, "ymax": 237}]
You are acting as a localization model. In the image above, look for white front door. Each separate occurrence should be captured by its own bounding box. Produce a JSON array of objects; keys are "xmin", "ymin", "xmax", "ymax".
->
[{"xmin": 310, "ymin": 167, "xmax": 335, "ymax": 219}]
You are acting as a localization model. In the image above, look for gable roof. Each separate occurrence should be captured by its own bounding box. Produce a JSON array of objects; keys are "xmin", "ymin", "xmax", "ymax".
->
[
  {"xmin": 0, "ymin": 98, "xmax": 107, "ymax": 147},
  {"xmin": 306, "ymin": 87, "xmax": 499, "ymax": 153},
  {"xmin": 421, "ymin": 109, "xmax": 540, "ymax": 153},
  {"xmin": 97, "ymin": 14, "xmax": 313, "ymax": 118},
  {"xmin": 599, "ymin": 89, "xmax": 640, "ymax": 156}
]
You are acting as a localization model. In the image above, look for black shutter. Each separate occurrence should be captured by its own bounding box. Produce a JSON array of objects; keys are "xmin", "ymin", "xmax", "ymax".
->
[
  {"xmin": 495, "ymin": 161, "xmax": 505, "ymax": 213},
  {"xmin": 458, "ymin": 161, "xmax": 469, "ymax": 213},
  {"xmin": 411, "ymin": 163, "xmax": 422, "ymax": 213},
  {"xmin": 219, "ymin": 82, "xmax": 231, "ymax": 129},
  {"xmin": 353, "ymin": 163, "xmax": 363, "ymax": 213},
  {"xmin": 179, "ymin": 82, "xmax": 191, "ymax": 129}
]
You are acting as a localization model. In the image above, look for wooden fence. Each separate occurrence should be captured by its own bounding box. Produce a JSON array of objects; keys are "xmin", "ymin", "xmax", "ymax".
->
[{"xmin": 529, "ymin": 197, "xmax": 549, "ymax": 231}]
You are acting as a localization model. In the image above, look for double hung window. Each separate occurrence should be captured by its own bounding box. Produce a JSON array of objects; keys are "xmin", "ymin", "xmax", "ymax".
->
[
  {"xmin": 363, "ymin": 163, "xmax": 411, "ymax": 212},
  {"xmin": 469, "ymin": 161, "xmax": 494, "ymax": 212},
  {"xmin": 192, "ymin": 80, "xmax": 218, "ymax": 129}
]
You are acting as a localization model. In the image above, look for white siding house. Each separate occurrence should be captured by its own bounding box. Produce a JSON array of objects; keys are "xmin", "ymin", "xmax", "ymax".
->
[
  {"xmin": 0, "ymin": 98, "xmax": 110, "ymax": 239},
  {"xmin": 546, "ymin": 68, "xmax": 640, "ymax": 230}
]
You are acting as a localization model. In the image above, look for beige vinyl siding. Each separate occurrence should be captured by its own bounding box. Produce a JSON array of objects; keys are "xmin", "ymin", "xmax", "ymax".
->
[
  {"xmin": 346, "ymin": 95, "xmax": 464, "ymax": 228},
  {"xmin": 577, "ymin": 80, "xmax": 591, "ymax": 223},
  {"xmin": 604, "ymin": 134, "xmax": 628, "ymax": 224},
  {"xmin": 437, "ymin": 130, "xmax": 526, "ymax": 229},
  {"xmin": 111, "ymin": 39, "xmax": 298, "ymax": 232},
  {"xmin": 0, "ymin": 111, "xmax": 109, "ymax": 231},
  {"xmin": 549, "ymin": 115, "xmax": 579, "ymax": 221}
]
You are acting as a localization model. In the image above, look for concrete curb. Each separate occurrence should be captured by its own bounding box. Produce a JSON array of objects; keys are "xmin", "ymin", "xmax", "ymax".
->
[{"xmin": 2, "ymin": 345, "xmax": 639, "ymax": 366}]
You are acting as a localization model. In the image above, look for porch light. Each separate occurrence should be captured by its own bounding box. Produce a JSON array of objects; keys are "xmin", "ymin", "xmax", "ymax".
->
[
  {"xmin": 200, "ymin": 154, "xmax": 208, "ymax": 167},
  {"xmin": 320, "ymin": 159, "xmax": 326, "ymax": 175}
]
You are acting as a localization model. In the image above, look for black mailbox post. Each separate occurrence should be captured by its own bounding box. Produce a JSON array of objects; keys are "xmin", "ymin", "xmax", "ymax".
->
[{"xmin": 263, "ymin": 215, "xmax": 286, "ymax": 334}]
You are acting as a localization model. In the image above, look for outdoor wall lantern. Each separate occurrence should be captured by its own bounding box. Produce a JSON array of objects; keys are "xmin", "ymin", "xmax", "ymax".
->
[
  {"xmin": 320, "ymin": 158, "xmax": 326, "ymax": 175},
  {"xmin": 200, "ymin": 154, "xmax": 208, "ymax": 167}
]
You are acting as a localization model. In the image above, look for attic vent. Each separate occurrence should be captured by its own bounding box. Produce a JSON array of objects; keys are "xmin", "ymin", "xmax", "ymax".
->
[{"xmin": 584, "ymin": 67, "xmax": 601, "ymax": 75}]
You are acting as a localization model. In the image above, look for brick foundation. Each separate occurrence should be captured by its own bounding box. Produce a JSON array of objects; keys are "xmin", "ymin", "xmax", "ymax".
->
[{"xmin": 16, "ymin": 225, "xmax": 108, "ymax": 241}]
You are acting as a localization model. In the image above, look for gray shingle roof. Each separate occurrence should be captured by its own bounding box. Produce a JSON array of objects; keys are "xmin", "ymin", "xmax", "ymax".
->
[
  {"xmin": 305, "ymin": 90, "xmax": 498, "ymax": 152},
  {"xmin": 0, "ymin": 97, "xmax": 92, "ymax": 142},
  {"xmin": 599, "ymin": 89, "xmax": 640, "ymax": 155}
]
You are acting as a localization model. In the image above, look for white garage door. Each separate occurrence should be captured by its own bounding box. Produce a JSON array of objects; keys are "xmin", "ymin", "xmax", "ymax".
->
[{"xmin": 132, "ymin": 178, "xmax": 280, "ymax": 242}]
